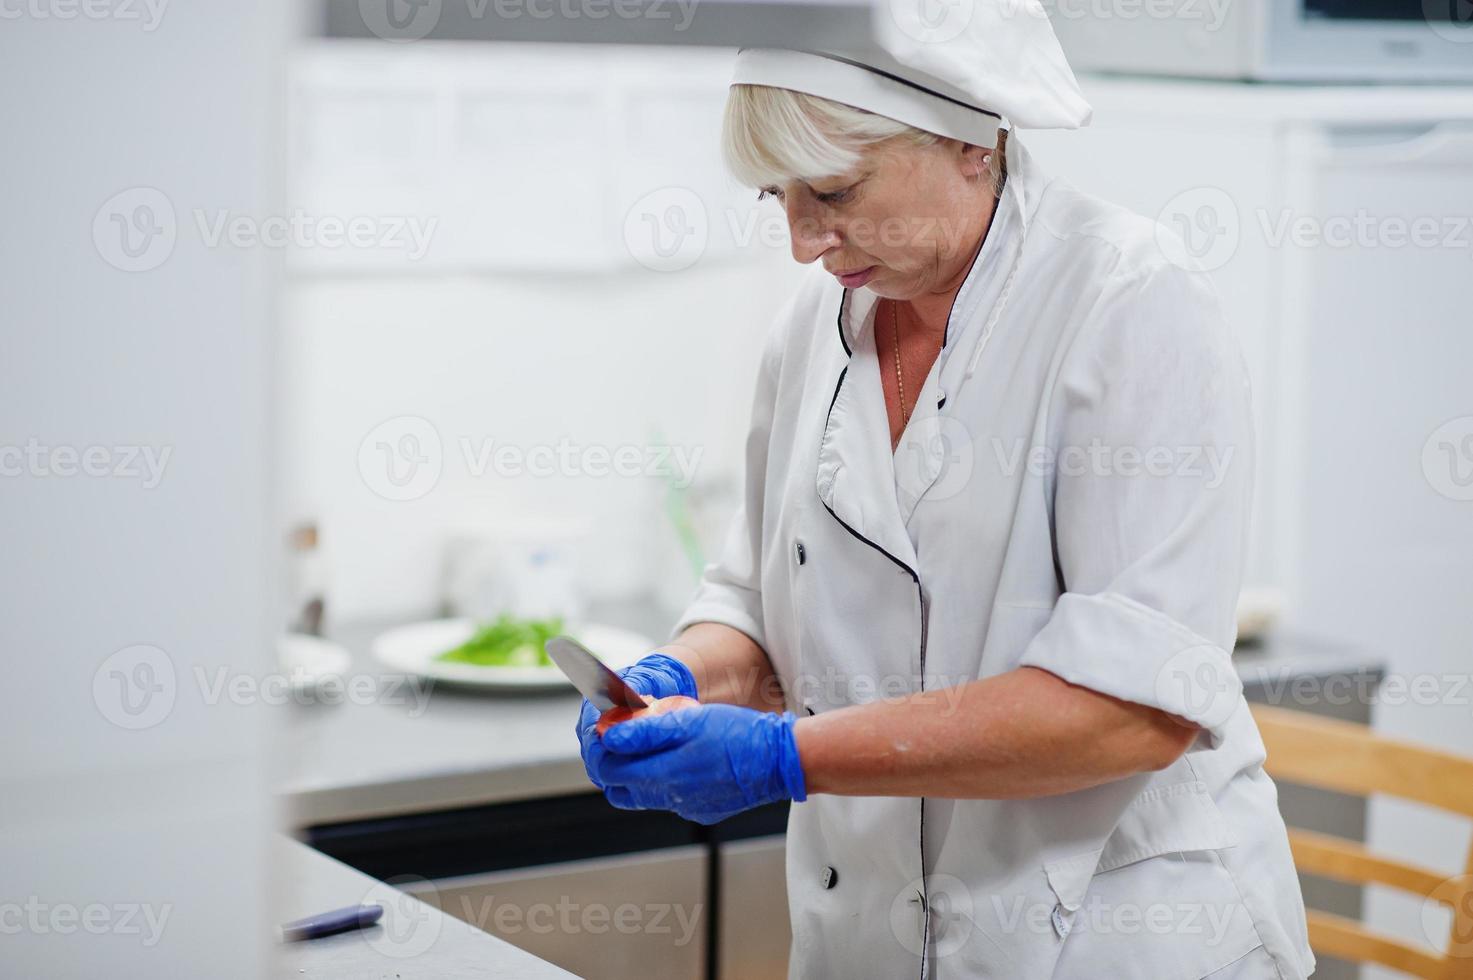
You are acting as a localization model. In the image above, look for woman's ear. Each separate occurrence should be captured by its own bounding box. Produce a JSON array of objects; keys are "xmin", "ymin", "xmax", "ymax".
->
[{"xmin": 957, "ymin": 141, "xmax": 993, "ymax": 180}]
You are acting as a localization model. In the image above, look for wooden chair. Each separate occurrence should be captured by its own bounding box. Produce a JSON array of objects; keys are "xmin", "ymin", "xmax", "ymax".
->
[{"xmin": 1250, "ymin": 704, "xmax": 1473, "ymax": 979}]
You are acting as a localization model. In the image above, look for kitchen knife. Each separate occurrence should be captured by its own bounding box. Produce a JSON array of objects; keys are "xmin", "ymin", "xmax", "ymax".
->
[{"xmin": 545, "ymin": 635, "xmax": 651, "ymax": 711}]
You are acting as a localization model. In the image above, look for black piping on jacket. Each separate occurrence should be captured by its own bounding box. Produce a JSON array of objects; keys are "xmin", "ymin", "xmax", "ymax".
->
[{"xmin": 818, "ymin": 286, "xmax": 932, "ymax": 980}]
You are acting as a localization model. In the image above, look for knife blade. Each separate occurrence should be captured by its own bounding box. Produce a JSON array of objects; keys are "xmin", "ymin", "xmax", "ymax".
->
[{"xmin": 545, "ymin": 635, "xmax": 651, "ymax": 711}]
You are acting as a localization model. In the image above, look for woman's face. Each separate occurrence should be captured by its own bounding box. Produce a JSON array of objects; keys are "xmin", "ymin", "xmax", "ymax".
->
[{"xmin": 760, "ymin": 137, "xmax": 995, "ymax": 301}]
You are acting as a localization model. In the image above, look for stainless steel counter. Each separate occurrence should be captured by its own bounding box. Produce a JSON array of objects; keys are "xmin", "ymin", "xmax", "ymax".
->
[
  {"xmin": 275, "ymin": 837, "xmax": 575, "ymax": 978},
  {"xmin": 281, "ymin": 609, "xmax": 670, "ymax": 827},
  {"xmin": 281, "ymin": 617, "xmax": 1386, "ymax": 829}
]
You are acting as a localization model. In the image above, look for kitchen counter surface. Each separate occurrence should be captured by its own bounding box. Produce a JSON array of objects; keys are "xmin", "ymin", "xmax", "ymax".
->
[
  {"xmin": 275, "ymin": 836, "xmax": 576, "ymax": 978},
  {"xmin": 281, "ymin": 617, "xmax": 1387, "ymax": 828},
  {"xmin": 280, "ymin": 612, "xmax": 659, "ymax": 827}
]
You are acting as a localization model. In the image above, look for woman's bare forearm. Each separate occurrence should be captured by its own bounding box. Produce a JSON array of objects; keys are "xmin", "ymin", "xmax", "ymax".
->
[
  {"xmin": 793, "ymin": 666, "xmax": 1200, "ymax": 799},
  {"xmin": 657, "ymin": 622, "xmax": 787, "ymax": 713}
]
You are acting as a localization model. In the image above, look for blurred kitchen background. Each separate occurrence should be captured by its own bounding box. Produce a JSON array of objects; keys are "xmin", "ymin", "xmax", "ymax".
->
[{"xmin": 3, "ymin": 0, "xmax": 1471, "ymax": 977}]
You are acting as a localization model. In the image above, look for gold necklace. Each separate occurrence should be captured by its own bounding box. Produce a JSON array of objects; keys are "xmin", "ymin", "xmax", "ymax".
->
[{"xmin": 891, "ymin": 300, "xmax": 909, "ymax": 426}]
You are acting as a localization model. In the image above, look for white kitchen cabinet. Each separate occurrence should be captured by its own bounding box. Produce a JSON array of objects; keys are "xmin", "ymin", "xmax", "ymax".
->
[
  {"xmin": 1024, "ymin": 78, "xmax": 1473, "ymax": 605},
  {"xmin": 289, "ymin": 42, "xmax": 752, "ymax": 274}
]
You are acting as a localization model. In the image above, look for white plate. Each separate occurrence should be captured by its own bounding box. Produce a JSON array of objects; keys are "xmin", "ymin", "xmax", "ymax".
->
[
  {"xmin": 370, "ymin": 618, "xmax": 655, "ymax": 692},
  {"xmin": 277, "ymin": 634, "xmax": 353, "ymax": 697}
]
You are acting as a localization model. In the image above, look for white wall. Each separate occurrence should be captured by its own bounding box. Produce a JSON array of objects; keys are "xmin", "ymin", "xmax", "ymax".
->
[{"xmin": 280, "ymin": 43, "xmax": 808, "ymax": 625}]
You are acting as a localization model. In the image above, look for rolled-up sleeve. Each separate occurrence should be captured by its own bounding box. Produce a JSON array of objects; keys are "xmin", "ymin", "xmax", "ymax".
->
[
  {"xmin": 1017, "ymin": 262, "xmax": 1254, "ymax": 748},
  {"xmin": 668, "ymin": 300, "xmax": 791, "ymax": 652}
]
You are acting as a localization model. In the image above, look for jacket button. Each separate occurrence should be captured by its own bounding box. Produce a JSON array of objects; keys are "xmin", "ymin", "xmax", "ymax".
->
[
  {"xmin": 795, "ymin": 541, "xmax": 806, "ymax": 566},
  {"xmin": 821, "ymin": 866, "xmax": 838, "ymax": 890}
]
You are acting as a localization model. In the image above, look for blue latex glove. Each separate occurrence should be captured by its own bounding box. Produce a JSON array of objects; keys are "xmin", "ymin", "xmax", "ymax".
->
[
  {"xmin": 591, "ymin": 703, "xmax": 807, "ymax": 825},
  {"xmin": 576, "ymin": 653, "xmax": 698, "ymax": 791}
]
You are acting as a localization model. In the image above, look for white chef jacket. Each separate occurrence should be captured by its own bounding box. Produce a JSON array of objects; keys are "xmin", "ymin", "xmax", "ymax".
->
[{"xmin": 673, "ymin": 134, "xmax": 1315, "ymax": 980}]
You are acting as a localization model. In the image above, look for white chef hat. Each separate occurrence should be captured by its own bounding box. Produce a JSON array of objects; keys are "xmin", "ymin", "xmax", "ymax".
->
[{"xmin": 729, "ymin": 0, "xmax": 1091, "ymax": 150}]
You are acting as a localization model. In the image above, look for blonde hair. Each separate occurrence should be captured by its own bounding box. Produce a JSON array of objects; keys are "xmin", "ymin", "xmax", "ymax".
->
[{"xmin": 722, "ymin": 83, "xmax": 1006, "ymax": 192}]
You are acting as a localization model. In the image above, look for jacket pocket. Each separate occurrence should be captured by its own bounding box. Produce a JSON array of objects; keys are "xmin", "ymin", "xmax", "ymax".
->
[
  {"xmin": 1050, "ymin": 779, "xmax": 1266, "ymax": 980},
  {"xmin": 1096, "ymin": 778, "xmax": 1240, "ymax": 873}
]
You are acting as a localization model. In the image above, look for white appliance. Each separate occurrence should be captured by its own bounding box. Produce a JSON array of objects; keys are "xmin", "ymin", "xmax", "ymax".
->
[{"xmin": 1047, "ymin": 0, "xmax": 1473, "ymax": 81}]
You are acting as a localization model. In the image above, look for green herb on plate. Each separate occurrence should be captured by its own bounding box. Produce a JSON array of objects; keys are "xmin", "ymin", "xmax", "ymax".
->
[{"xmin": 437, "ymin": 614, "xmax": 566, "ymax": 668}]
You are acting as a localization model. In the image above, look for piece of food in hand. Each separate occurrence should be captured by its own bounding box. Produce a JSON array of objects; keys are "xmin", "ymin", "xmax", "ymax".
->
[{"xmin": 596, "ymin": 695, "xmax": 701, "ymax": 737}]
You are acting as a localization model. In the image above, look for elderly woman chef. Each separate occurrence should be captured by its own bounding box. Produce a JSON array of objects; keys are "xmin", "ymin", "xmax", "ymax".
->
[{"xmin": 577, "ymin": 4, "xmax": 1315, "ymax": 978}]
